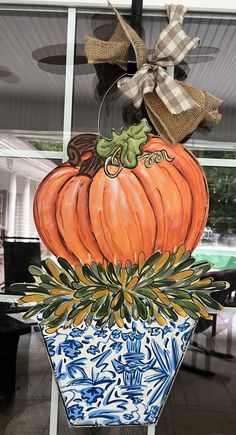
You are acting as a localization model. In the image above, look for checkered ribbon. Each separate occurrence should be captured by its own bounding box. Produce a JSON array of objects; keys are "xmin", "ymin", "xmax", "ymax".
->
[{"xmin": 117, "ymin": 4, "xmax": 200, "ymax": 114}]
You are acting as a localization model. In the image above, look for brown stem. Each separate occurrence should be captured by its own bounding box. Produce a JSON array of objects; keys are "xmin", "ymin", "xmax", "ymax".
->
[{"xmin": 67, "ymin": 134, "xmax": 104, "ymax": 178}]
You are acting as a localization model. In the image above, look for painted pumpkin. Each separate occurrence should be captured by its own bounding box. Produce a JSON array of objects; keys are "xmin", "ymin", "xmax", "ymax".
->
[{"xmin": 34, "ymin": 125, "xmax": 209, "ymax": 265}]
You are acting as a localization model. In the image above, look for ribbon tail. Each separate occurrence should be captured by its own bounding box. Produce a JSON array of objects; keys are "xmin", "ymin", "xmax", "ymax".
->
[
  {"xmin": 204, "ymin": 92, "xmax": 223, "ymax": 123},
  {"xmin": 155, "ymin": 67, "xmax": 200, "ymax": 114},
  {"xmin": 152, "ymin": 3, "xmax": 200, "ymax": 67}
]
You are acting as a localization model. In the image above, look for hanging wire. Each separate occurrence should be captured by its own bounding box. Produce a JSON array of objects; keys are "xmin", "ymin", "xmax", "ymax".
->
[{"xmin": 97, "ymin": 73, "xmax": 133, "ymax": 135}]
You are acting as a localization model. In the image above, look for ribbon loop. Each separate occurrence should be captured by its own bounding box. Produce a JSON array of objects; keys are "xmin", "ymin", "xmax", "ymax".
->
[{"xmin": 152, "ymin": 5, "xmax": 199, "ymax": 67}]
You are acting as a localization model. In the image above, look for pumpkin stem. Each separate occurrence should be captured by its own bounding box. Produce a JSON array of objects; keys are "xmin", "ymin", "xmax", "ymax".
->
[{"xmin": 67, "ymin": 134, "xmax": 104, "ymax": 178}]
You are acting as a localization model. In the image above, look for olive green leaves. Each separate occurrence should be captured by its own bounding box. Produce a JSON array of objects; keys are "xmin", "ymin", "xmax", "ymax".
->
[{"xmin": 11, "ymin": 245, "xmax": 229, "ymax": 333}]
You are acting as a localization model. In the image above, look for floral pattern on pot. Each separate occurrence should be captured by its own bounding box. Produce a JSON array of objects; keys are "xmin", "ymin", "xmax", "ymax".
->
[{"xmin": 41, "ymin": 317, "xmax": 195, "ymax": 426}]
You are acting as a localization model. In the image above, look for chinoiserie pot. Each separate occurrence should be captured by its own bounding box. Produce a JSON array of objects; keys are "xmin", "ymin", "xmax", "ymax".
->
[{"xmin": 41, "ymin": 317, "xmax": 195, "ymax": 427}]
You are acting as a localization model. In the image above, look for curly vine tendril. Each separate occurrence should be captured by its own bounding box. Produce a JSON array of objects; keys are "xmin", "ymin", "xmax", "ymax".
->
[
  {"xmin": 104, "ymin": 149, "xmax": 175, "ymax": 178},
  {"xmin": 140, "ymin": 150, "xmax": 175, "ymax": 168}
]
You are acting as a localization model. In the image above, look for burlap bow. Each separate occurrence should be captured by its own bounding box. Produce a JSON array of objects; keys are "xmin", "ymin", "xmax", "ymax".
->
[{"xmin": 85, "ymin": 1, "xmax": 222, "ymax": 144}]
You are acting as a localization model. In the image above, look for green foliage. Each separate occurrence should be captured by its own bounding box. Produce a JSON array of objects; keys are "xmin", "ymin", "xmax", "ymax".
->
[
  {"xmin": 29, "ymin": 140, "xmax": 63, "ymax": 152},
  {"xmin": 29, "ymin": 140, "xmax": 63, "ymax": 166},
  {"xmin": 11, "ymin": 246, "xmax": 229, "ymax": 332},
  {"xmin": 190, "ymin": 149, "xmax": 235, "ymax": 237},
  {"xmin": 190, "ymin": 150, "xmax": 236, "ymax": 237},
  {"xmin": 205, "ymin": 166, "xmax": 236, "ymax": 235}
]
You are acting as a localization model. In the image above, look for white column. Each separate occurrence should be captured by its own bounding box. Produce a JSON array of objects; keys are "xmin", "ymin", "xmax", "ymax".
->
[
  {"xmin": 7, "ymin": 172, "xmax": 17, "ymax": 237},
  {"xmin": 22, "ymin": 177, "xmax": 30, "ymax": 238}
]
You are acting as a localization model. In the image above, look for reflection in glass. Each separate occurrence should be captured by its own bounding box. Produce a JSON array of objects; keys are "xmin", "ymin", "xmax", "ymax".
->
[
  {"xmin": 0, "ymin": 10, "xmax": 67, "ymax": 137},
  {"xmin": 0, "ymin": 157, "xmax": 61, "ymax": 290},
  {"xmin": 194, "ymin": 166, "xmax": 236, "ymax": 269}
]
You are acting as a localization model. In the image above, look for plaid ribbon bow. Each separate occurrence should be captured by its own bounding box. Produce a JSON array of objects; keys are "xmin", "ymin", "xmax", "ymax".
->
[
  {"xmin": 117, "ymin": 4, "xmax": 200, "ymax": 114},
  {"xmin": 85, "ymin": 1, "xmax": 222, "ymax": 145}
]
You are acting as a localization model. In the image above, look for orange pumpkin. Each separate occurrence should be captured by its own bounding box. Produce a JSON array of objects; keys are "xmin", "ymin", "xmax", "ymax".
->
[{"xmin": 33, "ymin": 133, "xmax": 209, "ymax": 265}]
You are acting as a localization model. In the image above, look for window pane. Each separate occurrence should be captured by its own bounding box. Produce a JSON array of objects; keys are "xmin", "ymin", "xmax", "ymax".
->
[
  {"xmin": 73, "ymin": 12, "xmax": 132, "ymax": 137},
  {"xmin": 0, "ymin": 10, "xmax": 67, "ymax": 147}
]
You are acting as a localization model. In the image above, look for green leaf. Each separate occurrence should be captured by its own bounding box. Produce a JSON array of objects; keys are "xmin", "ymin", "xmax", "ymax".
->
[
  {"xmin": 165, "ymin": 289, "xmax": 192, "ymax": 299},
  {"xmin": 173, "ymin": 257, "xmax": 196, "ymax": 273},
  {"xmin": 140, "ymin": 251, "xmax": 162, "ymax": 275},
  {"xmin": 96, "ymin": 314, "xmax": 110, "ymax": 328},
  {"xmin": 191, "ymin": 260, "xmax": 211, "ymax": 268},
  {"xmin": 176, "ymin": 299, "xmax": 200, "ymax": 313},
  {"xmin": 74, "ymin": 287, "xmax": 97, "ymax": 298},
  {"xmin": 125, "ymin": 260, "xmax": 132, "ymax": 274},
  {"xmin": 85, "ymin": 311, "xmax": 95, "ymax": 326},
  {"xmin": 191, "ymin": 281, "xmax": 228, "ymax": 292},
  {"xmin": 193, "ymin": 292, "xmax": 222, "ymax": 310},
  {"xmin": 41, "ymin": 274, "xmax": 58, "ymax": 286},
  {"xmin": 97, "ymin": 295, "xmax": 111, "ymax": 318},
  {"xmin": 40, "ymin": 283, "xmax": 54, "ymax": 292},
  {"xmin": 134, "ymin": 288, "xmax": 157, "ymax": 300},
  {"xmin": 96, "ymin": 120, "xmax": 152, "ymax": 169},
  {"xmin": 22, "ymin": 304, "xmax": 45, "ymax": 320},
  {"xmin": 175, "ymin": 250, "xmax": 191, "ymax": 265},
  {"xmin": 147, "ymin": 300, "xmax": 154, "ymax": 317},
  {"xmin": 132, "ymin": 300, "xmax": 140, "ymax": 321},
  {"xmin": 71, "ymin": 281, "xmax": 83, "ymax": 290},
  {"xmin": 154, "ymin": 266, "xmax": 176, "ymax": 281},
  {"xmin": 131, "ymin": 294, "xmax": 147, "ymax": 320},
  {"xmin": 82, "ymin": 264, "xmax": 102, "ymax": 285},
  {"xmin": 120, "ymin": 306, "xmax": 125, "ymax": 319},
  {"xmin": 157, "ymin": 304, "xmax": 178, "ymax": 321},
  {"xmin": 57, "ymin": 257, "xmax": 78, "ymax": 282},
  {"xmin": 43, "ymin": 312, "xmax": 67, "ymax": 328},
  {"xmin": 42, "ymin": 300, "xmax": 64, "ymax": 319},
  {"xmin": 97, "ymin": 263, "xmax": 111, "ymax": 284},
  {"xmin": 92, "ymin": 298, "xmax": 107, "ymax": 313},
  {"xmin": 67, "ymin": 300, "xmax": 92, "ymax": 319},
  {"xmin": 89, "ymin": 262, "xmax": 104, "ymax": 283},
  {"xmin": 28, "ymin": 265, "xmax": 44, "ymax": 276},
  {"xmin": 192, "ymin": 264, "xmax": 212, "ymax": 278},
  {"xmin": 111, "ymin": 291, "xmax": 124, "ymax": 311},
  {"xmin": 135, "ymin": 278, "xmax": 154, "ymax": 288},
  {"xmin": 10, "ymin": 283, "xmax": 49, "ymax": 295},
  {"xmin": 151, "ymin": 279, "xmax": 175, "ymax": 288},
  {"xmin": 107, "ymin": 263, "xmax": 120, "ymax": 285},
  {"xmin": 169, "ymin": 279, "xmax": 193, "ymax": 289},
  {"xmin": 123, "ymin": 305, "xmax": 131, "ymax": 323},
  {"xmin": 59, "ymin": 272, "xmax": 72, "ymax": 288},
  {"xmin": 108, "ymin": 311, "xmax": 115, "ymax": 328},
  {"xmin": 184, "ymin": 309, "xmax": 199, "ymax": 321},
  {"xmin": 43, "ymin": 296, "xmax": 64, "ymax": 305}
]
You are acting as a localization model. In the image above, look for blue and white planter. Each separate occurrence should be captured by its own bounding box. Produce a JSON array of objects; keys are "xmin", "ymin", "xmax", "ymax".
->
[{"xmin": 41, "ymin": 317, "xmax": 195, "ymax": 427}]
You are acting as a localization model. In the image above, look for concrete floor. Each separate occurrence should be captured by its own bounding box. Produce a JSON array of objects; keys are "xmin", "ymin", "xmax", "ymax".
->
[{"xmin": 0, "ymin": 313, "xmax": 236, "ymax": 435}]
